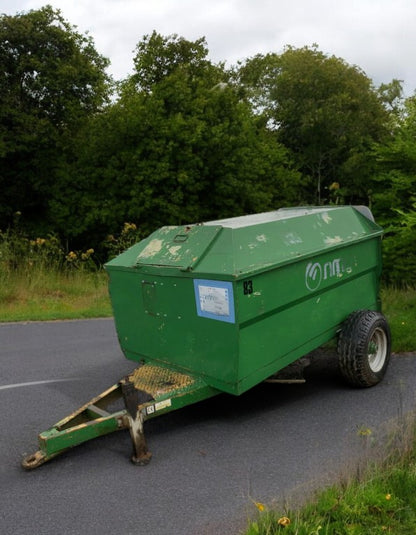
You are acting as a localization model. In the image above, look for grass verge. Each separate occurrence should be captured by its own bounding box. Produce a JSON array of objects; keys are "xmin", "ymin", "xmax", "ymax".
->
[
  {"xmin": 247, "ymin": 463, "xmax": 416, "ymax": 534},
  {"xmin": 381, "ymin": 287, "xmax": 416, "ymax": 353},
  {"xmin": 246, "ymin": 417, "xmax": 416, "ymax": 535},
  {"xmin": 0, "ymin": 270, "xmax": 112, "ymax": 321}
]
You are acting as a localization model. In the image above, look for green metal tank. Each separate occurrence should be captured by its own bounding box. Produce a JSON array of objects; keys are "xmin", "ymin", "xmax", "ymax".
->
[{"xmin": 105, "ymin": 206, "xmax": 384, "ymax": 396}]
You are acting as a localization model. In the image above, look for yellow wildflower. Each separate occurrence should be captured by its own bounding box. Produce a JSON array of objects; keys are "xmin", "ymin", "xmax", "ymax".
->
[
  {"xmin": 122, "ymin": 222, "xmax": 137, "ymax": 234},
  {"xmin": 357, "ymin": 427, "xmax": 372, "ymax": 436},
  {"xmin": 254, "ymin": 502, "xmax": 265, "ymax": 512},
  {"xmin": 66, "ymin": 251, "xmax": 77, "ymax": 261},
  {"xmin": 277, "ymin": 516, "xmax": 291, "ymax": 527}
]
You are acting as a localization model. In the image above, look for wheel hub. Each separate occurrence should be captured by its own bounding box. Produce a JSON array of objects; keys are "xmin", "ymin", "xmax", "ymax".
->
[{"xmin": 368, "ymin": 327, "xmax": 387, "ymax": 372}]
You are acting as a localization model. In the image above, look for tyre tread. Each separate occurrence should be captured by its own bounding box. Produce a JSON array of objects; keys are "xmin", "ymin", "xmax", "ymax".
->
[{"xmin": 338, "ymin": 310, "xmax": 391, "ymax": 388}]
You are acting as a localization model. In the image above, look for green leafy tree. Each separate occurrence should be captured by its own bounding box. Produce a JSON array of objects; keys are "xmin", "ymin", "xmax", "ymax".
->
[
  {"xmin": 377, "ymin": 78, "xmax": 405, "ymax": 115},
  {"xmin": 236, "ymin": 45, "xmax": 390, "ymax": 204},
  {"xmin": 130, "ymin": 31, "xmax": 217, "ymax": 93},
  {"xmin": 372, "ymin": 96, "xmax": 416, "ymax": 285},
  {"xmin": 0, "ymin": 5, "xmax": 110, "ymax": 233},
  {"xmin": 58, "ymin": 33, "xmax": 302, "ymax": 248}
]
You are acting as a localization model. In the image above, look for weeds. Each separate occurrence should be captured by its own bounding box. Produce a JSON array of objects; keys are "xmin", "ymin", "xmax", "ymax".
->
[
  {"xmin": 246, "ymin": 407, "xmax": 416, "ymax": 534},
  {"xmin": 381, "ymin": 287, "xmax": 416, "ymax": 353},
  {"xmin": 247, "ymin": 454, "xmax": 416, "ymax": 534},
  {"xmin": 0, "ymin": 225, "xmax": 97, "ymax": 279},
  {"xmin": 0, "ymin": 221, "xmax": 111, "ymax": 321},
  {"xmin": 103, "ymin": 222, "xmax": 143, "ymax": 259}
]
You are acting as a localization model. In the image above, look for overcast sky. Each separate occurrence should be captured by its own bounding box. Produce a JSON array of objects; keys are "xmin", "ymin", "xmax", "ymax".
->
[{"xmin": 3, "ymin": 0, "xmax": 416, "ymax": 95}]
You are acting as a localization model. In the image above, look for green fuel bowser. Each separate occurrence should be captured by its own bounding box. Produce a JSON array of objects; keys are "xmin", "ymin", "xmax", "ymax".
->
[{"xmin": 22, "ymin": 206, "xmax": 391, "ymax": 469}]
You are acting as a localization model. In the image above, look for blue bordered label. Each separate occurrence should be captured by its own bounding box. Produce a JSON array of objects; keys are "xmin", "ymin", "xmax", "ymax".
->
[{"xmin": 193, "ymin": 279, "xmax": 235, "ymax": 323}]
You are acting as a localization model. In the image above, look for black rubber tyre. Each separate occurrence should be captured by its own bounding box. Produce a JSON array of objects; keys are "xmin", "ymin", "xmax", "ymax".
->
[{"xmin": 337, "ymin": 310, "xmax": 391, "ymax": 388}]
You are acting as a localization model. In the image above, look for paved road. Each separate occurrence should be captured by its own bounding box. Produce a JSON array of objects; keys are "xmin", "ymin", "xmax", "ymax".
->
[{"xmin": 1, "ymin": 319, "xmax": 415, "ymax": 535}]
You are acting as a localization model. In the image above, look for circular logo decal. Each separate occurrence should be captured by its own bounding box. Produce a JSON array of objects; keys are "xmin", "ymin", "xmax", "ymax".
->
[{"xmin": 305, "ymin": 262, "xmax": 322, "ymax": 291}]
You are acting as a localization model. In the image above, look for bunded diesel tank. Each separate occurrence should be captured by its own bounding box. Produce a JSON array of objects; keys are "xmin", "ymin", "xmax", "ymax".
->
[{"xmin": 105, "ymin": 206, "xmax": 386, "ymax": 395}]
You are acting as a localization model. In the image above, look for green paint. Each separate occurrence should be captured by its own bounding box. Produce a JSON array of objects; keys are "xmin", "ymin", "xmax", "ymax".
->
[{"xmin": 106, "ymin": 206, "xmax": 383, "ymax": 395}]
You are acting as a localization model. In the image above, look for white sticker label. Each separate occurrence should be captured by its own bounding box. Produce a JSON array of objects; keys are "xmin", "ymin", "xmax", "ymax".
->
[
  {"xmin": 155, "ymin": 399, "xmax": 172, "ymax": 411},
  {"xmin": 198, "ymin": 285, "xmax": 230, "ymax": 317},
  {"xmin": 193, "ymin": 279, "xmax": 235, "ymax": 323}
]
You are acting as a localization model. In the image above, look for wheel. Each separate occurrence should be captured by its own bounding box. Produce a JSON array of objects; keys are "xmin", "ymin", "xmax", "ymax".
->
[{"xmin": 337, "ymin": 310, "xmax": 391, "ymax": 388}]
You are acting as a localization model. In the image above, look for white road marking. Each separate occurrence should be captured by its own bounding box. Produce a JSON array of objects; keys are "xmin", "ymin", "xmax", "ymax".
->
[{"xmin": 0, "ymin": 379, "xmax": 78, "ymax": 391}]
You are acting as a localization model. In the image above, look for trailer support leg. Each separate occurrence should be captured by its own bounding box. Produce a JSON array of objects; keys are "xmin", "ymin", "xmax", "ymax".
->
[
  {"xmin": 126, "ymin": 412, "xmax": 152, "ymax": 465},
  {"xmin": 120, "ymin": 376, "xmax": 153, "ymax": 465}
]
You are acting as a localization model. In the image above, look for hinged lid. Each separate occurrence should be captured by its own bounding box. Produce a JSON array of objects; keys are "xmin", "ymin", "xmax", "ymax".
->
[{"xmin": 134, "ymin": 224, "xmax": 222, "ymax": 270}]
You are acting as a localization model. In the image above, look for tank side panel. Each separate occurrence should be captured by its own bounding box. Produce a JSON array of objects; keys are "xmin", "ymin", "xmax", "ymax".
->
[
  {"xmin": 235, "ymin": 237, "xmax": 381, "ymax": 392},
  {"xmin": 107, "ymin": 271, "xmax": 239, "ymax": 393}
]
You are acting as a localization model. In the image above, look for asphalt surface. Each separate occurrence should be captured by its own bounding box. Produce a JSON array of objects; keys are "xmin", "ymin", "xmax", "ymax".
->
[{"xmin": 1, "ymin": 319, "xmax": 416, "ymax": 535}]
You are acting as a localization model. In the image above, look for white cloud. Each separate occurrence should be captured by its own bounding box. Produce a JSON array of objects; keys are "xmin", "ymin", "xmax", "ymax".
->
[{"xmin": 3, "ymin": 0, "xmax": 416, "ymax": 94}]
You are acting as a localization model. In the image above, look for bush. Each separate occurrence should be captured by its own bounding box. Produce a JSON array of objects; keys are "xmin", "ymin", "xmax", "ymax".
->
[
  {"xmin": 0, "ymin": 215, "xmax": 98, "ymax": 278},
  {"xmin": 381, "ymin": 203, "xmax": 416, "ymax": 287}
]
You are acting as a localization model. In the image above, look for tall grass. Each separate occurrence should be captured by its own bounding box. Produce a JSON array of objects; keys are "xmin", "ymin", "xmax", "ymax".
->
[
  {"xmin": 381, "ymin": 287, "xmax": 416, "ymax": 353},
  {"xmin": 0, "ymin": 269, "xmax": 111, "ymax": 321},
  {"xmin": 0, "ymin": 226, "xmax": 111, "ymax": 321},
  {"xmin": 0, "ymin": 220, "xmax": 146, "ymax": 321}
]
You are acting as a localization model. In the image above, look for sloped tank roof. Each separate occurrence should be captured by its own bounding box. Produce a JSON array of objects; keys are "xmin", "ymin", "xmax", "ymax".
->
[{"xmin": 106, "ymin": 206, "xmax": 382, "ymax": 279}]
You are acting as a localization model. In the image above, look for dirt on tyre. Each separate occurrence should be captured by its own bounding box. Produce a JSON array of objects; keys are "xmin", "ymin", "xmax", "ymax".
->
[{"xmin": 338, "ymin": 310, "xmax": 391, "ymax": 388}]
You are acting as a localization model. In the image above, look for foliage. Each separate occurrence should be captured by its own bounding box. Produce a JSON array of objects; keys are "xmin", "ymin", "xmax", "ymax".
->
[
  {"xmin": 0, "ymin": 215, "xmax": 98, "ymax": 280},
  {"xmin": 381, "ymin": 286, "xmax": 416, "ymax": 352},
  {"xmin": 0, "ymin": 7, "xmax": 415, "ymax": 285},
  {"xmin": 130, "ymin": 31, "xmax": 216, "ymax": 93},
  {"xmin": 104, "ymin": 222, "xmax": 144, "ymax": 259},
  {"xmin": 0, "ymin": 214, "xmax": 64, "ymax": 275},
  {"xmin": 380, "ymin": 204, "xmax": 416, "ymax": 287},
  {"xmin": 52, "ymin": 32, "xmax": 302, "ymax": 245},
  {"xmin": 0, "ymin": 269, "xmax": 111, "ymax": 322},
  {"xmin": 0, "ymin": 218, "xmax": 109, "ymax": 321},
  {"xmin": 0, "ymin": 5, "xmax": 111, "ymax": 234},
  {"xmin": 236, "ymin": 45, "xmax": 390, "ymax": 204},
  {"xmin": 372, "ymin": 97, "xmax": 416, "ymax": 286},
  {"xmin": 377, "ymin": 79, "xmax": 405, "ymax": 116}
]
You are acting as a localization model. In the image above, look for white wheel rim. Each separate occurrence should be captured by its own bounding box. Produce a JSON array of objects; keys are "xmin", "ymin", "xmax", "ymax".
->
[{"xmin": 368, "ymin": 327, "xmax": 387, "ymax": 373}]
